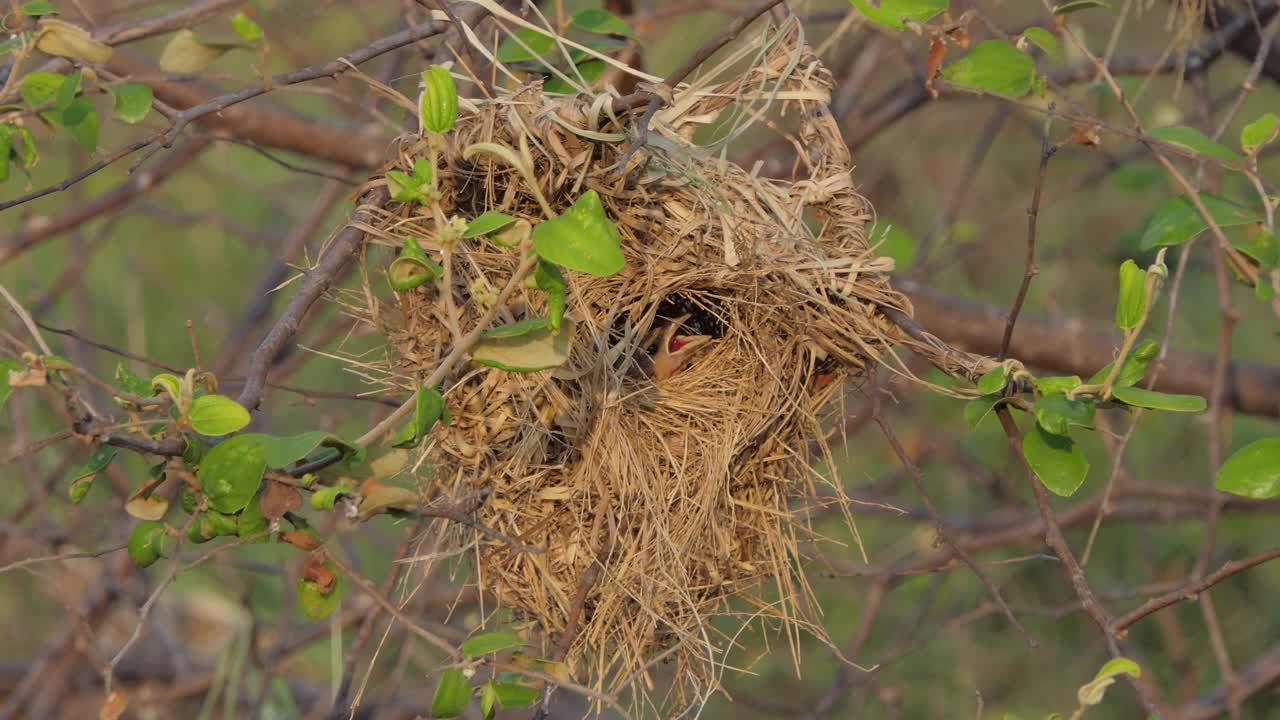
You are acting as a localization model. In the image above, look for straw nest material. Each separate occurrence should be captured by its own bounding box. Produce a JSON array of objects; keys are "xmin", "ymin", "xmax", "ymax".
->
[{"xmin": 341, "ymin": 21, "xmax": 989, "ymax": 714}]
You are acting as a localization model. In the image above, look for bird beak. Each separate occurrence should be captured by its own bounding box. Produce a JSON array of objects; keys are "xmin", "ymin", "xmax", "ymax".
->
[{"xmin": 644, "ymin": 314, "xmax": 711, "ymax": 381}]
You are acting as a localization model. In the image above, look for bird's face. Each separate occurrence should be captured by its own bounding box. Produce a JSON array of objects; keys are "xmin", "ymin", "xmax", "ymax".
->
[{"xmin": 637, "ymin": 314, "xmax": 711, "ymax": 382}]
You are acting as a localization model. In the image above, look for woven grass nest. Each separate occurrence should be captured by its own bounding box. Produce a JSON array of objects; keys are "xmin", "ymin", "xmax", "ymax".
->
[{"xmin": 341, "ymin": 21, "xmax": 988, "ymax": 714}]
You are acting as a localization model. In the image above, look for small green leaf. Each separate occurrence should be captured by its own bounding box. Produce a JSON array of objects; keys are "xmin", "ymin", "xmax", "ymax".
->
[
  {"xmin": 491, "ymin": 681, "xmax": 540, "ymax": 708},
  {"xmin": 963, "ymin": 394, "xmax": 1002, "ymax": 429},
  {"xmin": 20, "ymin": 71, "xmax": 65, "ymax": 109},
  {"xmin": 1148, "ymin": 126, "xmax": 1244, "ymax": 165},
  {"xmin": 58, "ymin": 96, "xmax": 98, "ymax": 153},
  {"xmin": 1140, "ymin": 194, "xmax": 1262, "ymax": 250},
  {"xmin": 150, "ymin": 372, "xmax": 182, "ymax": 403},
  {"xmin": 111, "ymin": 83, "xmax": 153, "ymax": 124},
  {"xmin": 1079, "ymin": 657, "xmax": 1140, "ymax": 707},
  {"xmin": 482, "ymin": 317, "xmax": 549, "ymax": 339},
  {"xmin": 22, "ymin": 2, "xmax": 59, "ymax": 16},
  {"xmin": 1094, "ymin": 657, "xmax": 1140, "ymax": 681},
  {"xmin": 311, "ymin": 483, "xmax": 353, "ymax": 511},
  {"xmin": 1023, "ymin": 424, "xmax": 1089, "ymax": 497},
  {"xmin": 532, "ymin": 190, "xmax": 625, "ymax": 276},
  {"xmin": 127, "ymin": 521, "xmax": 168, "ymax": 568},
  {"xmin": 55, "ymin": 70, "xmax": 80, "ymax": 112},
  {"xmin": 1115, "ymin": 259, "xmax": 1147, "ymax": 330},
  {"xmin": 197, "ymin": 433, "xmax": 267, "ymax": 514},
  {"xmin": 68, "ymin": 445, "xmax": 118, "ymax": 503},
  {"xmin": 977, "ymin": 365, "xmax": 1009, "ymax": 395},
  {"xmin": 298, "ymin": 572, "xmax": 343, "ymax": 619},
  {"xmin": 389, "ymin": 236, "xmax": 443, "ymax": 291},
  {"xmin": 464, "ymin": 211, "xmax": 517, "ymax": 238},
  {"xmin": 480, "ymin": 682, "xmax": 498, "ymax": 720},
  {"xmin": 871, "ymin": 222, "xmax": 917, "ymax": 270},
  {"xmin": 261, "ymin": 431, "xmax": 354, "ymax": 468},
  {"xmin": 386, "ymin": 169, "xmax": 426, "ymax": 203},
  {"xmin": 1053, "ymin": 0, "xmax": 1109, "ymax": 14},
  {"xmin": 188, "ymin": 394, "xmax": 251, "ymax": 436},
  {"xmin": 1034, "ymin": 375, "xmax": 1081, "ymax": 395},
  {"xmin": 238, "ymin": 496, "xmax": 269, "ymax": 539},
  {"xmin": 420, "ymin": 65, "xmax": 459, "ymax": 134},
  {"xmin": 1111, "ymin": 386, "xmax": 1206, "ymax": 413},
  {"xmin": 941, "ymin": 40, "xmax": 1037, "ymax": 98},
  {"xmin": 1241, "ymin": 112, "xmax": 1279, "ymax": 154},
  {"xmin": 534, "ymin": 260, "xmax": 566, "ymax": 330},
  {"xmin": 570, "ymin": 8, "xmax": 634, "ymax": 37},
  {"xmin": 392, "ymin": 385, "xmax": 448, "ymax": 449},
  {"xmin": 473, "ymin": 317, "xmax": 575, "ymax": 372},
  {"xmin": 461, "ymin": 630, "xmax": 528, "ymax": 657},
  {"xmin": 1034, "ymin": 393, "xmax": 1096, "ymax": 435},
  {"xmin": 848, "ymin": 0, "xmax": 948, "ymax": 30},
  {"xmin": 1023, "ymin": 27, "xmax": 1061, "ymax": 62},
  {"xmin": 1088, "ymin": 339, "xmax": 1161, "ymax": 388},
  {"xmin": 432, "ymin": 669, "xmax": 473, "ymax": 718},
  {"xmin": 496, "ymin": 27, "xmax": 555, "ymax": 64},
  {"xmin": 230, "ymin": 11, "xmax": 263, "ymax": 43},
  {"xmin": 1215, "ymin": 438, "xmax": 1280, "ymax": 499},
  {"xmin": 114, "ymin": 362, "xmax": 150, "ymax": 396}
]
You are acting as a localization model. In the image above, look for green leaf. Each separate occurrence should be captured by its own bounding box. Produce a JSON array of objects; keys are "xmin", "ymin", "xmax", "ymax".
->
[
  {"xmin": 1215, "ymin": 438, "xmax": 1280, "ymax": 499},
  {"xmin": 55, "ymin": 70, "xmax": 80, "ymax": 112},
  {"xmin": 298, "ymin": 572, "xmax": 343, "ymax": 619},
  {"xmin": 480, "ymin": 682, "xmax": 498, "ymax": 720},
  {"xmin": 464, "ymin": 211, "xmax": 517, "ymax": 238},
  {"xmin": 544, "ymin": 59, "xmax": 607, "ymax": 94},
  {"xmin": 58, "ymin": 96, "xmax": 98, "ymax": 153},
  {"xmin": 1054, "ymin": 0, "xmax": 1109, "ymax": 13},
  {"xmin": 1034, "ymin": 375, "xmax": 1081, "ymax": 395},
  {"xmin": 941, "ymin": 40, "xmax": 1037, "ymax": 98},
  {"xmin": 238, "ymin": 494, "xmax": 269, "ymax": 539},
  {"xmin": 114, "ymin": 362, "xmax": 150, "ymax": 396},
  {"xmin": 1149, "ymin": 126, "xmax": 1244, "ymax": 165},
  {"xmin": 150, "ymin": 372, "xmax": 182, "ymax": 403},
  {"xmin": 1079, "ymin": 657, "xmax": 1140, "ymax": 707},
  {"xmin": 496, "ymin": 27, "xmax": 555, "ymax": 64},
  {"xmin": 1111, "ymin": 386, "xmax": 1206, "ymax": 413},
  {"xmin": 20, "ymin": 71, "xmax": 65, "ymax": 109},
  {"xmin": 261, "ymin": 431, "xmax": 354, "ymax": 468},
  {"xmin": 1023, "ymin": 27, "xmax": 1061, "ymax": 63},
  {"xmin": 197, "ymin": 433, "xmax": 267, "ymax": 514},
  {"xmin": 492, "ymin": 681, "xmax": 539, "ymax": 708},
  {"xmin": 977, "ymin": 365, "xmax": 1009, "ymax": 395},
  {"xmin": 432, "ymin": 669, "xmax": 473, "ymax": 718},
  {"xmin": 230, "ymin": 11, "xmax": 263, "ymax": 43},
  {"xmin": 1241, "ymin": 112, "xmax": 1279, "ymax": 154},
  {"xmin": 532, "ymin": 190, "xmax": 625, "ymax": 276},
  {"xmin": 848, "ymin": 0, "xmax": 948, "ymax": 30},
  {"xmin": 473, "ymin": 317, "xmax": 575, "ymax": 372},
  {"xmin": 1087, "ymin": 339, "xmax": 1159, "ymax": 387},
  {"xmin": 1034, "ymin": 393, "xmax": 1096, "ymax": 435},
  {"xmin": 110, "ymin": 83, "xmax": 152, "ymax": 124},
  {"xmin": 483, "ymin": 317, "xmax": 549, "ymax": 339},
  {"xmin": 386, "ymin": 169, "xmax": 426, "ymax": 203},
  {"xmin": 461, "ymin": 630, "xmax": 528, "ymax": 657},
  {"xmin": 22, "ymin": 1, "xmax": 59, "ymax": 16},
  {"xmin": 420, "ymin": 65, "xmax": 458, "ymax": 134},
  {"xmin": 1023, "ymin": 423, "xmax": 1089, "ymax": 497},
  {"xmin": 1094, "ymin": 657, "xmax": 1141, "ymax": 681},
  {"xmin": 158, "ymin": 29, "xmax": 230, "ymax": 73},
  {"xmin": 1140, "ymin": 194, "xmax": 1263, "ymax": 250},
  {"xmin": 871, "ymin": 221, "xmax": 917, "ymax": 270},
  {"xmin": 392, "ymin": 385, "xmax": 448, "ymax": 449},
  {"xmin": 68, "ymin": 445, "xmax": 118, "ymax": 503},
  {"xmin": 127, "ymin": 521, "xmax": 168, "ymax": 568},
  {"xmin": 311, "ymin": 483, "xmax": 353, "ymax": 511},
  {"xmin": 534, "ymin": 260, "xmax": 566, "ymax": 330},
  {"xmin": 1115, "ymin": 259, "xmax": 1147, "ymax": 330},
  {"xmin": 570, "ymin": 8, "xmax": 634, "ymax": 37},
  {"xmin": 963, "ymin": 394, "xmax": 1002, "ymax": 429},
  {"xmin": 188, "ymin": 394, "xmax": 251, "ymax": 436}
]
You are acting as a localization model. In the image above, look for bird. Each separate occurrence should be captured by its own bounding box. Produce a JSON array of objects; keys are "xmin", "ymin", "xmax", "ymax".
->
[{"xmin": 635, "ymin": 314, "xmax": 711, "ymax": 381}]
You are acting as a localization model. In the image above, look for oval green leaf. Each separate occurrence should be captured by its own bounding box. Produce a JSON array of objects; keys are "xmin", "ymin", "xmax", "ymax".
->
[
  {"xmin": 473, "ymin": 318, "xmax": 574, "ymax": 373},
  {"xmin": 1139, "ymin": 193, "xmax": 1262, "ymax": 250},
  {"xmin": 127, "ymin": 521, "xmax": 168, "ymax": 568},
  {"xmin": 963, "ymin": 394, "xmax": 1002, "ymax": 429},
  {"xmin": 1215, "ymin": 438, "xmax": 1280, "ymax": 499},
  {"xmin": 1034, "ymin": 394, "xmax": 1096, "ymax": 436},
  {"xmin": 1241, "ymin": 112, "xmax": 1279, "ymax": 154},
  {"xmin": 570, "ymin": 8, "xmax": 634, "ymax": 37},
  {"xmin": 298, "ymin": 572, "xmax": 343, "ymax": 619},
  {"xmin": 496, "ymin": 27, "xmax": 555, "ymax": 64},
  {"xmin": 849, "ymin": 0, "xmax": 948, "ymax": 30},
  {"xmin": 532, "ymin": 190, "xmax": 625, "ymax": 277},
  {"xmin": 492, "ymin": 680, "xmax": 540, "ymax": 708},
  {"xmin": 432, "ymin": 668, "xmax": 473, "ymax": 719},
  {"xmin": 941, "ymin": 40, "xmax": 1037, "ymax": 99},
  {"xmin": 1148, "ymin": 126, "xmax": 1244, "ymax": 166},
  {"xmin": 534, "ymin": 260, "xmax": 566, "ymax": 330},
  {"xmin": 1023, "ymin": 423, "xmax": 1089, "ymax": 497},
  {"xmin": 1115, "ymin": 259, "xmax": 1147, "ymax": 330},
  {"xmin": 111, "ymin": 83, "xmax": 153, "ymax": 124},
  {"xmin": 1111, "ymin": 386, "xmax": 1206, "ymax": 413},
  {"xmin": 1023, "ymin": 27, "xmax": 1061, "ymax": 63},
  {"xmin": 197, "ymin": 433, "xmax": 267, "ymax": 514},
  {"xmin": 461, "ymin": 630, "xmax": 528, "ymax": 657},
  {"xmin": 464, "ymin": 211, "xmax": 518, "ymax": 238},
  {"xmin": 977, "ymin": 365, "xmax": 1009, "ymax": 395},
  {"xmin": 188, "ymin": 394, "xmax": 251, "ymax": 436},
  {"xmin": 483, "ymin": 317, "xmax": 549, "ymax": 339}
]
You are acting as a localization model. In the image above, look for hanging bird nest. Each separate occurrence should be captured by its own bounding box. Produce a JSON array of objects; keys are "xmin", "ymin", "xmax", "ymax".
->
[{"xmin": 337, "ymin": 18, "xmax": 991, "ymax": 715}]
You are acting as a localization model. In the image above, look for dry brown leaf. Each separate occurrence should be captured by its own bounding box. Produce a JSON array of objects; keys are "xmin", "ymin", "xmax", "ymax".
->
[
  {"xmin": 99, "ymin": 690, "xmax": 127, "ymax": 720},
  {"xmin": 260, "ymin": 479, "xmax": 302, "ymax": 519}
]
